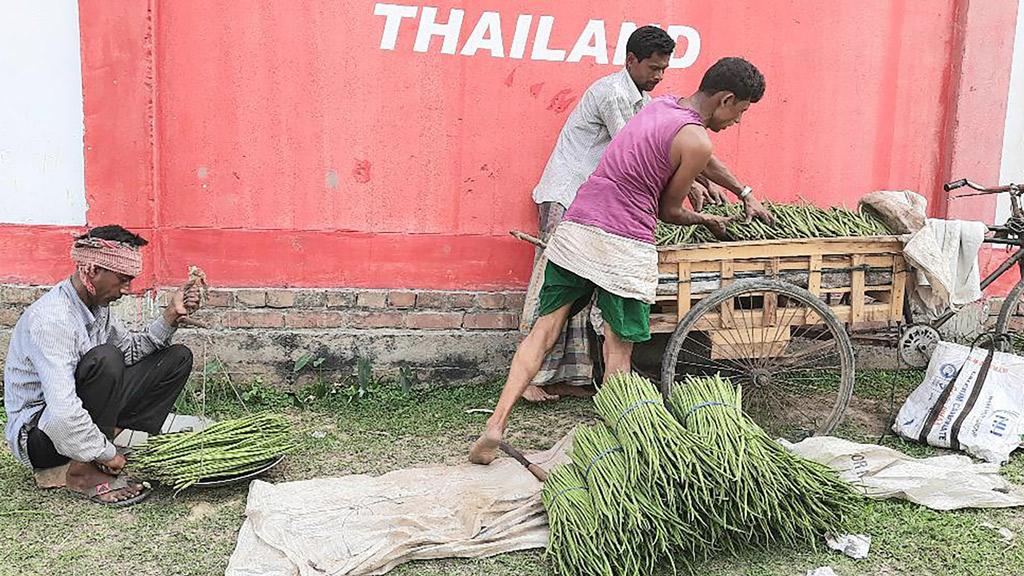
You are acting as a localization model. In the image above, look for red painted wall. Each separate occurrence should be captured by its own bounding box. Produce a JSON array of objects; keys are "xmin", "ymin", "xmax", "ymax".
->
[
  {"xmin": 941, "ymin": 0, "xmax": 1022, "ymax": 293},
  {"xmin": 1, "ymin": 1, "xmax": 1020, "ymax": 291}
]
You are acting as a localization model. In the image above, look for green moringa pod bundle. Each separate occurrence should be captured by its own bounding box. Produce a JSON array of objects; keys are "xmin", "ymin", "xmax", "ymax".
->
[
  {"xmin": 131, "ymin": 412, "xmax": 296, "ymax": 492},
  {"xmin": 593, "ymin": 373, "xmax": 724, "ymax": 559},
  {"xmin": 541, "ymin": 463, "xmax": 612, "ymax": 576},
  {"xmin": 542, "ymin": 372, "xmax": 864, "ymax": 575},
  {"xmin": 669, "ymin": 374, "xmax": 863, "ymax": 550},
  {"xmin": 570, "ymin": 423, "xmax": 691, "ymax": 575},
  {"xmin": 655, "ymin": 201, "xmax": 891, "ymax": 246}
]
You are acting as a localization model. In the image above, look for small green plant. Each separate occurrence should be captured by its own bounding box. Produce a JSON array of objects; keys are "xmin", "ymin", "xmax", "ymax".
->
[
  {"xmin": 340, "ymin": 357, "xmax": 380, "ymax": 402},
  {"xmin": 292, "ymin": 352, "xmax": 325, "ymax": 374},
  {"xmin": 294, "ymin": 352, "xmax": 330, "ymax": 403},
  {"xmin": 241, "ymin": 376, "xmax": 290, "ymax": 409},
  {"xmin": 398, "ymin": 365, "xmax": 417, "ymax": 395}
]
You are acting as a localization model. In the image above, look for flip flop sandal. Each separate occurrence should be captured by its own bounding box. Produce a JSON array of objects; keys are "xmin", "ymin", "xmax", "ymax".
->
[{"xmin": 73, "ymin": 476, "xmax": 153, "ymax": 508}]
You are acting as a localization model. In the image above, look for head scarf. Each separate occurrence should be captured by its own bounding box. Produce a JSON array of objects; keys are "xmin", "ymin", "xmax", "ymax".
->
[{"xmin": 70, "ymin": 236, "xmax": 143, "ymax": 295}]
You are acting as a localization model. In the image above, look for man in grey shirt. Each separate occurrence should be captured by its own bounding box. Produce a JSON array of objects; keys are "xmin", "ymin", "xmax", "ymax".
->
[{"xmin": 4, "ymin": 225, "xmax": 201, "ymax": 506}]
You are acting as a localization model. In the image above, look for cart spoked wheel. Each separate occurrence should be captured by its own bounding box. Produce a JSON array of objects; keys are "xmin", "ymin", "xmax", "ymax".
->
[{"xmin": 660, "ymin": 278, "xmax": 855, "ymax": 442}]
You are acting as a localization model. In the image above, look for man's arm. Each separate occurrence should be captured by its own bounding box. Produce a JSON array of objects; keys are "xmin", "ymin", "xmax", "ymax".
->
[
  {"xmin": 109, "ymin": 314, "xmax": 176, "ymax": 366},
  {"xmin": 110, "ymin": 283, "xmax": 200, "ymax": 366},
  {"xmin": 659, "ymin": 126, "xmax": 736, "ymax": 239},
  {"xmin": 702, "ymin": 154, "xmax": 773, "ymax": 224},
  {"xmin": 702, "ymin": 154, "xmax": 743, "ymax": 196},
  {"xmin": 29, "ymin": 314, "xmax": 117, "ymax": 464},
  {"xmin": 595, "ymin": 93, "xmax": 636, "ymax": 138}
]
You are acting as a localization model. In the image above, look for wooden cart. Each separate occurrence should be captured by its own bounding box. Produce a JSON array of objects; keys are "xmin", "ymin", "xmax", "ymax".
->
[{"xmin": 653, "ymin": 236, "xmax": 908, "ymax": 439}]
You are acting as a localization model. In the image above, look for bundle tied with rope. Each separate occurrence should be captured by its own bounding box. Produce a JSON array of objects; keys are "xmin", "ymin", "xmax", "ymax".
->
[
  {"xmin": 668, "ymin": 374, "xmax": 862, "ymax": 550},
  {"xmin": 541, "ymin": 464, "xmax": 609, "ymax": 576},
  {"xmin": 593, "ymin": 373, "xmax": 722, "ymax": 560},
  {"xmin": 541, "ymin": 372, "xmax": 863, "ymax": 576},
  {"xmin": 131, "ymin": 266, "xmax": 296, "ymax": 492},
  {"xmin": 566, "ymin": 423, "xmax": 688, "ymax": 575}
]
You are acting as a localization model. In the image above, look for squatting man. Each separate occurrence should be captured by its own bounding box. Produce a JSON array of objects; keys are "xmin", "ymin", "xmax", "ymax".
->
[{"xmin": 4, "ymin": 226, "xmax": 203, "ymax": 506}]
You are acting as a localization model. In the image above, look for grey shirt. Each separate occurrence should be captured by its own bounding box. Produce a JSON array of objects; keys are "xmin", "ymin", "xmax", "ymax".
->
[
  {"xmin": 4, "ymin": 278, "xmax": 176, "ymax": 467},
  {"xmin": 531, "ymin": 68, "xmax": 650, "ymax": 208}
]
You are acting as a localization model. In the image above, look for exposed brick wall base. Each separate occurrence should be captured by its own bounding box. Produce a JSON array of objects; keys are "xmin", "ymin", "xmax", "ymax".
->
[
  {"xmin": 4, "ymin": 285, "xmax": 1022, "ymax": 386},
  {"xmin": 177, "ymin": 287, "xmax": 524, "ymax": 331},
  {"xmin": 0, "ymin": 285, "xmax": 527, "ymax": 386}
]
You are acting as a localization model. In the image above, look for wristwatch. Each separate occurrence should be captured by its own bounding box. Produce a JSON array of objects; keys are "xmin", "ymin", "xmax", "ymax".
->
[{"xmin": 739, "ymin": 185, "xmax": 753, "ymax": 199}]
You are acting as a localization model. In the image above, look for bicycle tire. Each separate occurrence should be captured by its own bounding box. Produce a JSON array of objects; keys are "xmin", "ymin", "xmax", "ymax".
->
[{"xmin": 994, "ymin": 278, "xmax": 1024, "ymax": 354}]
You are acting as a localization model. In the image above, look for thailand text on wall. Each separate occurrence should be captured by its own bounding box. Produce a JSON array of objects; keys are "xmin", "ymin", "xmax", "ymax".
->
[{"xmin": 0, "ymin": 0, "xmax": 1020, "ymax": 290}]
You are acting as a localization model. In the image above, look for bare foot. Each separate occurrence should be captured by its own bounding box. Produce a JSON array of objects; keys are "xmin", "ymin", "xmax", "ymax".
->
[
  {"xmin": 65, "ymin": 461, "xmax": 145, "ymax": 504},
  {"xmin": 468, "ymin": 427, "xmax": 503, "ymax": 465},
  {"xmin": 522, "ymin": 385, "xmax": 559, "ymax": 403}
]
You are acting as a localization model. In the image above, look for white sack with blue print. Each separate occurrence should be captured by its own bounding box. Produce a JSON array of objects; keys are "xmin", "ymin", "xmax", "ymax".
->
[{"xmin": 893, "ymin": 341, "xmax": 1024, "ymax": 464}]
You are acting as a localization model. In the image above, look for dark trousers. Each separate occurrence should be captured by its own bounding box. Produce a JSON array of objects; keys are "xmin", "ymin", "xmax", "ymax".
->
[{"xmin": 27, "ymin": 343, "xmax": 193, "ymax": 469}]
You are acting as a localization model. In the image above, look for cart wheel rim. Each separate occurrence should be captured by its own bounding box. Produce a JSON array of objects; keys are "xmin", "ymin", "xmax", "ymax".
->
[{"xmin": 660, "ymin": 278, "xmax": 855, "ymax": 441}]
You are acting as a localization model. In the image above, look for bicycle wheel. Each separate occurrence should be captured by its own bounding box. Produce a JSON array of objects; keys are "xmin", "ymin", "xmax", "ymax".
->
[
  {"xmin": 660, "ymin": 278, "xmax": 855, "ymax": 441},
  {"xmin": 995, "ymin": 279, "xmax": 1024, "ymax": 355}
]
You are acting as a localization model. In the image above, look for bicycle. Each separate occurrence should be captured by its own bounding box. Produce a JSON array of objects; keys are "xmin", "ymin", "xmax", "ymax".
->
[{"xmin": 898, "ymin": 178, "xmax": 1024, "ymax": 366}]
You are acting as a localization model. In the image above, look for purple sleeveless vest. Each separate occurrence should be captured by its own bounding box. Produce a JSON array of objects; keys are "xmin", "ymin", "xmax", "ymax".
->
[{"xmin": 563, "ymin": 95, "xmax": 705, "ymax": 244}]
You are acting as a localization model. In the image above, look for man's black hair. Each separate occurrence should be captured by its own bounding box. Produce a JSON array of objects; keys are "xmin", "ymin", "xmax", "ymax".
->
[
  {"xmin": 699, "ymin": 57, "xmax": 766, "ymax": 103},
  {"xmin": 626, "ymin": 26, "xmax": 676, "ymax": 62},
  {"xmin": 75, "ymin": 225, "xmax": 148, "ymax": 247}
]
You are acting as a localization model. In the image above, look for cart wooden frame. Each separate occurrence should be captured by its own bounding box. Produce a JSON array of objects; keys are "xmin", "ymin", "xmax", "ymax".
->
[{"xmin": 653, "ymin": 236, "xmax": 908, "ymax": 438}]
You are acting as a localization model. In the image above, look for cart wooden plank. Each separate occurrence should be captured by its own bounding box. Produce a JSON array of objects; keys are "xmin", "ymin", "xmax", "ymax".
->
[{"xmin": 651, "ymin": 236, "xmax": 907, "ymax": 335}]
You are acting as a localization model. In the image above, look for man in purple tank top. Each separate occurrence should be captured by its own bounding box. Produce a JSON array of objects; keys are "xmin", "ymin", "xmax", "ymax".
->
[{"xmin": 470, "ymin": 57, "xmax": 767, "ymax": 465}]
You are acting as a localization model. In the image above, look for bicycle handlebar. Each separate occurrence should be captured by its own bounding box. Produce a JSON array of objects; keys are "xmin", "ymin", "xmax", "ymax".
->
[
  {"xmin": 943, "ymin": 179, "xmax": 968, "ymax": 192},
  {"xmin": 944, "ymin": 178, "xmax": 1015, "ymax": 195}
]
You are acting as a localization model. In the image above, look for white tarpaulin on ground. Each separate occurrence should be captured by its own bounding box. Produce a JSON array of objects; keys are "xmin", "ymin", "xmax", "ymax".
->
[
  {"xmin": 225, "ymin": 435, "xmax": 571, "ymax": 576},
  {"xmin": 783, "ymin": 436, "xmax": 1024, "ymax": 511},
  {"xmin": 226, "ymin": 431, "xmax": 1024, "ymax": 576}
]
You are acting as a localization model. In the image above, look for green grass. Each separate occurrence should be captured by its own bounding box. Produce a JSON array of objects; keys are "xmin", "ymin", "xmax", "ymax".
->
[
  {"xmin": 697, "ymin": 499, "xmax": 1024, "ymax": 576},
  {"xmin": 3, "ymin": 370, "xmax": 1024, "ymax": 576},
  {"xmin": 854, "ymin": 369, "xmax": 924, "ymax": 401}
]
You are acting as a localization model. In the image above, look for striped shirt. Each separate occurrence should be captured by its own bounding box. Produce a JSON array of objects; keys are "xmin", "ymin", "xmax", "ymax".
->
[
  {"xmin": 531, "ymin": 68, "xmax": 650, "ymax": 209},
  {"xmin": 4, "ymin": 278, "xmax": 177, "ymax": 467}
]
